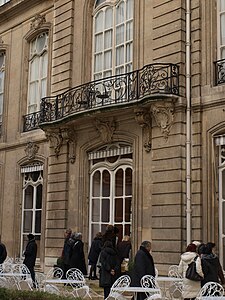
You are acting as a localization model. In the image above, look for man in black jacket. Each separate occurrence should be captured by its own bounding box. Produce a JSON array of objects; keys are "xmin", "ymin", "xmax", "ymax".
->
[
  {"xmin": 0, "ymin": 240, "xmax": 7, "ymax": 264},
  {"xmin": 23, "ymin": 233, "xmax": 37, "ymax": 287},
  {"xmin": 131, "ymin": 241, "xmax": 156, "ymax": 300}
]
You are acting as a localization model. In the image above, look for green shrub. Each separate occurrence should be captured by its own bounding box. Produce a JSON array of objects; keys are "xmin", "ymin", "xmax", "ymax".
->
[{"xmin": 0, "ymin": 288, "xmax": 81, "ymax": 300}]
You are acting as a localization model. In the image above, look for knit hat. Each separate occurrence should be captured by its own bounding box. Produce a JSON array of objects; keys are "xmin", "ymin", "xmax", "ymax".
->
[{"xmin": 192, "ymin": 241, "xmax": 201, "ymax": 246}]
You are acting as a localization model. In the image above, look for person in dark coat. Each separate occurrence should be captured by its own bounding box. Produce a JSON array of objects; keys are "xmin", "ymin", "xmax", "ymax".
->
[
  {"xmin": 60, "ymin": 228, "xmax": 72, "ymax": 278},
  {"xmin": 131, "ymin": 241, "xmax": 156, "ymax": 300},
  {"xmin": 117, "ymin": 235, "xmax": 132, "ymax": 274},
  {"xmin": 88, "ymin": 232, "xmax": 103, "ymax": 280},
  {"xmin": 99, "ymin": 240, "xmax": 121, "ymax": 299},
  {"xmin": 0, "ymin": 240, "xmax": 7, "ymax": 264},
  {"xmin": 102, "ymin": 224, "xmax": 118, "ymax": 248},
  {"xmin": 200, "ymin": 242, "xmax": 225, "ymax": 287},
  {"xmin": 69, "ymin": 232, "xmax": 87, "ymax": 275},
  {"xmin": 23, "ymin": 233, "xmax": 37, "ymax": 287}
]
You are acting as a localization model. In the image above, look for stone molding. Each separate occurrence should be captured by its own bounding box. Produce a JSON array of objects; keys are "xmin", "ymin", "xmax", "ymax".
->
[
  {"xmin": 95, "ymin": 118, "xmax": 116, "ymax": 143},
  {"xmin": 45, "ymin": 128, "xmax": 76, "ymax": 163},
  {"xmin": 30, "ymin": 14, "xmax": 46, "ymax": 30},
  {"xmin": 150, "ymin": 101, "xmax": 175, "ymax": 141},
  {"xmin": 134, "ymin": 107, "xmax": 152, "ymax": 152},
  {"xmin": 24, "ymin": 141, "xmax": 39, "ymax": 160}
]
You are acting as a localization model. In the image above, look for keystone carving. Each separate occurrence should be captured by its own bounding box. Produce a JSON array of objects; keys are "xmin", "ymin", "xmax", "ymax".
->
[
  {"xmin": 134, "ymin": 107, "xmax": 152, "ymax": 152},
  {"xmin": 24, "ymin": 141, "xmax": 39, "ymax": 160},
  {"xmin": 150, "ymin": 101, "xmax": 175, "ymax": 140},
  {"xmin": 30, "ymin": 14, "xmax": 46, "ymax": 30},
  {"xmin": 45, "ymin": 129, "xmax": 63, "ymax": 157},
  {"xmin": 95, "ymin": 118, "xmax": 116, "ymax": 143}
]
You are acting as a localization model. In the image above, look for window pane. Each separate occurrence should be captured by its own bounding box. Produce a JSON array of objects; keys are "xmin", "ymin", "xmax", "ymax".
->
[
  {"xmin": 126, "ymin": 43, "xmax": 132, "ymax": 63},
  {"xmin": 41, "ymin": 53, "xmax": 48, "ymax": 77},
  {"xmin": 116, "ymin": 46, "xmax": 124, "ymax": 65},
  {"xmin": 115, "ymin": 168, "xmax": 123, "ymax": 196},
  {"xmin": 115, "ymin": 198, "xmax": 123, "ymax": 222},
  {"xmin": 126, "ymin": 21, "xmax": 133, "ymax": 40},
  {"xmin": 102, "ymin": 198, "xmax": 110, "ymax": 222},
  {"xmin": 95, "ymin": 53, "xmax": 103, "ymax": 72},
  {"xmin": 92, "ymin": 171, "xmax": 100, "ymax": 197},
  {"xmin": 24, "ymin": 186, "xmax": 33, "ymax": 209},
  {"xmin": 126, "ymin": 0, "xmax": 133, "ymax": 19},
  {"xmin": 95, "ymin": 33, "xmax": 103, "ymax": 52},
  {"xmin": 95, "ymin": 11, "xmax": 104, "ymax": 32},
  {"xmin": 104, "ymin": 30, "xmax": 112, "ymax": 48},
  {"xmin": 221, "ymin": 13, "xmax": 225, "ymax": 45},
  {"xmin": 125, "ymin": 224, "xmax": 131, "ymax": 236},
  {"xmin": 125, "ymin": 168, "xmax": 132, "ymax": 195},
  {"xmin": 116, "ymin": 24, "xmax": 124, "ymax": 45},
  {"xmin": 116, "ymin": 1, "xmax": 125, "ymax": 24},
  {"xmin": 221, "ymin": 47, "xmax": 225, "ymax": 59},
  {"xmin": 221, "ymin": 0, "xmax": 225, "ymax": 11},
  {"xmin": 35, "ymin": 211, "xmax": 41, "ymax": 233},
  {"xmin": 23, "ymin": 211, "xmax": 32, "ymax": 233},
  {"xmin": 105, "ymin": 7, "xmax": 113, "ymax": 28},
  {"xmin": 104, "ymin": 51, "xmax": 112, "ymax": 69},
  {"xmin": 125, "ymin": 197, "xmax": 132, "ymax": 222},
  {"xmin": 92, "ymin": 198, "xmax": 100, "ymax": 222},
  {"xmin": 30, "ymin": 58, "xmax": 39, "ymax": 81},
  {"xmin": 102, "ymin": 170, "xmax": 110, "ymax": 197},
  {"xmin": 36, "ymin": 33, "xmax": 47, "ymax": 54},
  {"xmin": 36, "ymin": 185, "xmax": 42, "ymax": 209},
  {"xmin": 91, "ymin": 224, "xmax": 100, "ymax": 242},
  {"xmin": 41, "ymin": 78, "xmax": 47, "ymax": 98}
]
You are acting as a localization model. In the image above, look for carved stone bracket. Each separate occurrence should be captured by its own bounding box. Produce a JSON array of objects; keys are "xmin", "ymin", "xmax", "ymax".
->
[
  {"xmin": 134, "ymin": 108, "xmax": 152, "ymax": 152},
  {"xmin": 95, "ymin": 118, "xmax": 116, "ymax": 143},
  {"xmin": 0, "ymin": 36, "xmax": 3, "ymax": 45},
  {"xmin": 24, "ymin": 141, "xmax": 39, "ymax": 160},
  {"xmin": 45, "ymin": 129, "xmax": 63, "ymax": 157},
  {"xmin": 62, "ymin": 128, "xmax": 77, "ymax": 164},
  {"xmin": 30, "ymin": 14, "xmax": 46, "ymax": 30},
  {"xmin": 150, "ymin": 101, "xmax": 175, "ymax": 140}
]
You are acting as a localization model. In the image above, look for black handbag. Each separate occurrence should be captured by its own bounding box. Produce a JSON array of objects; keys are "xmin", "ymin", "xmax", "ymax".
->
[{"xmin": 186, "ymin": 256, "xmax": 203, "ymax": 281}]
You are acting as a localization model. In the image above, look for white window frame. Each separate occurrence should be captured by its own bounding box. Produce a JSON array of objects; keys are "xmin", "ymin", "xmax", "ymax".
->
[
  {"xmin": 89, "ymin": 144, "xmax": 133, "ymax": 247},
  {"xmin": 27, "ymin": 32, "xmax": 48, "ymax": 114},
  {"xmin": 20, "ymin": 166, "xmax": 43, "ymax": 258},
  {"xmin": 92, "ymin": 0, "xmax": 133, "ymax": 80},
  {"xmin": 0, "ymin": 51, "xmax": 5, "ymax": 125},
  {"xmin": 217, "ymin": 0, "xmax": 225, "ymax": 59}
]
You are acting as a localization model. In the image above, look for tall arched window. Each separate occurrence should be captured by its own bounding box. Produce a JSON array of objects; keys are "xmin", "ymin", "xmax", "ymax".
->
[
  {"xmin": 93, "ymin": 0, "xmax": 133, "ymax": 80},
  {"xmin": 89, "ymin": 144, "xmax": 133, "ymax": 245},
  {"xmin": 27, "ymin": 32, "xmax": 48, "ymax": 113},
  {"xmin": 0, "ymin": 51, "xmax": 5, "ymax": 130},
  {"xmin": 217, "ymin": 0, "xmax": 225, "ymax": 59},
  {"xmin": 21, "ymin": 163, "xmax": 43, "ymax": 258}
]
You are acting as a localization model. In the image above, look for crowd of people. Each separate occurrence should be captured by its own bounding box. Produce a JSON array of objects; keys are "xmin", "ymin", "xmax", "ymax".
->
[{"xmin": 1, "ymin": 228, "xmax": 225, "ymax": 300}]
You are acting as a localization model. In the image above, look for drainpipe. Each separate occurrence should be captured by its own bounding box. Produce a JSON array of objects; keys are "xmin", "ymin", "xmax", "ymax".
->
[{"xmin": 186, "ymin": 0, "xmax": 192, "ymax": 245}]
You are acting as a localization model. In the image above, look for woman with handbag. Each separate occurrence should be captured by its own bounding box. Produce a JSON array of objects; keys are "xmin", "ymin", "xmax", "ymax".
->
[{"xmin": 178, "ymin": 243, "xmax": 204, "ymax": 300}]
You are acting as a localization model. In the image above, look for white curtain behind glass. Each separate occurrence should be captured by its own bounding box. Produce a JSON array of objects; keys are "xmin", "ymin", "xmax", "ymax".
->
[
  {"xmin": 28, "ymin": 32, "xmax": 48, "ymax": 113},
  {"xmin": 0, "ymin": 52, "xmax": 5, "ymax": 123},
  {"xmin": 93, "ymin": 0, "xmax": 133, "ymax": 80},
  {"xmin": 219, "ymin": 0, "xmax": 225, "ymax": 58}
]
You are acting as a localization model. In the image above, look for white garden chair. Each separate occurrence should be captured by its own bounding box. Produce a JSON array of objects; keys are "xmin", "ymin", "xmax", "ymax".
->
[
  {"xmin": 141, "ymin": 275, "xmax": 162, "ymax": 299},
  {"xmin": 106, "ymin": 274, "xmax": 131, "ymax": 300},
  {"xmin": 66, "ymin": 268, "xmax": 91, "ymax": 298},
  {"xmin": 12, "ymin": 263, "xmax": 33, "ymax": 289},
  {"xmin": 46, "ymin": 266, "xmax": 63, "ymax": 280},
  {"xmin": 196, "ymin": 281, "xmax": 224, "ymax": 299}
]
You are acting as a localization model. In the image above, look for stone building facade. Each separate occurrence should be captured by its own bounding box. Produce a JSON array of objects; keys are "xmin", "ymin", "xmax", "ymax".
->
[{"xmin": 0, "ymin": 0, "xmax": 224, "ymax": 274}]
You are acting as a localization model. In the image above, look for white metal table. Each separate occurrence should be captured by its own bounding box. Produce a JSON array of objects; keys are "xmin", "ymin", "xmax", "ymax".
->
[
  {"xmin": 157, "ymin": 276, "xmax": 183, "ymax": 299},
  {"xmin": 112, "ymin": 286, "xmax": 161, "ymax": 300}
]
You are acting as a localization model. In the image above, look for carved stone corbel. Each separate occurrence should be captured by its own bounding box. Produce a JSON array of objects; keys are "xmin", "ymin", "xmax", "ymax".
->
[
  {"xmin": 150, "ymin": 101, "xmax": 175, "ymax": 140},
  {"xmin": 95, "ymin": 118, "xmax": 116, "ymax": 143},
  {"xmin": 45, "ymin": 129, "xmax": 63, "ymax": 157},
  {"xmin": 134, "ymin": 107, "xmax": 152, "ymax": 152},
  {"xmin": 24, "ymin": 141, "xmax": 39, "ymax": 160},
  {"xmin": 30, "ymin": 14, "xmax": 46, "ymax": 30},
  {"xmin": 0, "ymin": 36, "xmax": 3, "ymax": 44},
  {"xmin": 62, "ymin": 128, "xmax": 77, "ymax": 164}
]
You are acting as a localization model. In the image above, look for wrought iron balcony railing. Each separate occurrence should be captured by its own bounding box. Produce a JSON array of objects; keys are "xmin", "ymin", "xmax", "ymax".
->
[
  {"xmin": 23, "ymin": 63, "xmax": 179, "ymax": 131},
  {"xmin": 215, "ymin": 59, "xmax": 225, "ymax": 85},
  {"xmin": 23, "ymin": 111, "xmax": 41, "ymax": 132}
]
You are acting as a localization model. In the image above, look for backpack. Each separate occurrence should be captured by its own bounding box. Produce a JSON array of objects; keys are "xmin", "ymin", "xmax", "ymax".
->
[
  {"xmin": 186, "ymin": 256, "xmax": 203, "ymax": 281},
  {"xmin": 0, "ymin": 243, "xmax": 7, "ymax": 263}
]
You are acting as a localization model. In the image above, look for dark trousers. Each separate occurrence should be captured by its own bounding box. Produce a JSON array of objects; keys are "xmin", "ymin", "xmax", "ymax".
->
[
  {"xmin": 26, "ymin": 264, "xmax": 36, "ymax": 288},
  {"xmin": 104, "ymin": 286, "xmax": 111, "ymax": 299}
]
